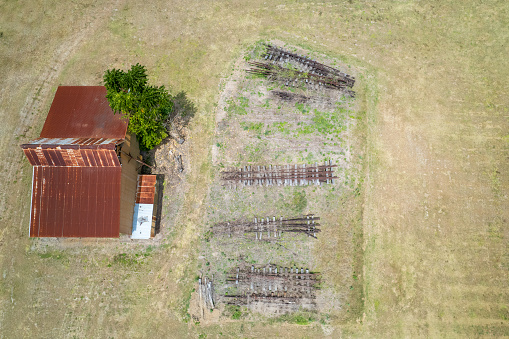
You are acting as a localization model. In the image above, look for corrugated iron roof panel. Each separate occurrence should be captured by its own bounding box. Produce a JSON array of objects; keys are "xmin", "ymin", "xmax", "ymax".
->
[
  {"xmin": 139, "ymin": 175, "xmax": 157, "ymax": 185},
  {"xmin": 83, "ymin": 149, "xmax": 96, "ymax": 167},
  {"xmin": 30, "ymin": 166, "xmax": 121, "ymax": 238},
  {"xmin": 23, "ymin": 149, "xmax": 38, "ymax": 166},
  {"xmin": 44, "ymin": 150, "xmax": 57, "ymax": 166},
  {"xmin": 39, "ymin": 86, "xmax": 128, "ymax": 139},
  {"xmin": 135, "ymin": 175, "xmax": 156, "ymax": 204},
  {"xmin": 21, "ymin": 148, "xmax": 119, "ymax": 168},
  {"xmin": 137, "ymin": 186, "xmax": 155, "ymax": 193},
  {"xmin": 54, "ymin": 150, "xmax": 66, "ymax": 166},
  {"xmin": 21, "ymin": 137, "xmax": 120, "ymax": 148}
]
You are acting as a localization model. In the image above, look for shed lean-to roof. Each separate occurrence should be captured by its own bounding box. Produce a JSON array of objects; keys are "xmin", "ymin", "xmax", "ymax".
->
[
  {"xmin": 22, "ymin": 86, "xmax": 128, "ymax": 238},
  {"xmin": 135, "ymin": 175, "xmax": 157, "ymax": 204}
]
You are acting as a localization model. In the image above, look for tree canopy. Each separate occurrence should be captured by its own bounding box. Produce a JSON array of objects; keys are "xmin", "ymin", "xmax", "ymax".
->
[{"xmin": 103, "ymin": 63, "xmax": 173, "ymax": 150}]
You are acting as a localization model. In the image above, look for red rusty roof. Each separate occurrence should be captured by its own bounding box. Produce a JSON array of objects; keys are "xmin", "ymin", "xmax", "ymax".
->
[
  {"xmin": 39, "ymin": 86, "xmax": 128, "ymax": 139},
  {"xmin": 30, "ymin": 166, "xmax": 121, "ymax": 237},
  {"xmin": 21, "ymin": 86, "xmax": 130, "ymax": 238},
  {"xmin": 22, "ymin": 137, "xmax": 123, "ymax": 148},
  {"xmin": 22, "ymin": 148, "xmax": 120, "ymax": 167},
  {"xmin": 135, "ymin": 175, "xmax": 156, "ymax": 204}
]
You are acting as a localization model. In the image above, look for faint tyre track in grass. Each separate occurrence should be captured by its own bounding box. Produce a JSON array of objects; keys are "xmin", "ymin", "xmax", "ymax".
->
[
  {"xmin": 0, "ymin": 0, "xmax": 125, "ymax": 332},
  {"xmin": 0, "ymin": 0, "xmax": 125, "ymax": 227}
]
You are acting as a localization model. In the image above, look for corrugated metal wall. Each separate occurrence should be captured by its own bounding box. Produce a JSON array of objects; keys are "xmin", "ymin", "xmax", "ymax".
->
[{"xmin": 119, "ymin": 133, "xmax": 142, "ymax": 235}]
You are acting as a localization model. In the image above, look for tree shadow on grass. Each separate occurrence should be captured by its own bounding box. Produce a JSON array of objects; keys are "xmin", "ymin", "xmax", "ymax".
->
[
  {"xmin": 144, "ymin": 91, "xmax": 197, "ymax": 174},
  {"xmin": 171, "ymin": 91, "xmax": 197, "ymax": 127},
  {"xmin": 164, "ymin": 91, "xmax": 197, "ymax": 144}
]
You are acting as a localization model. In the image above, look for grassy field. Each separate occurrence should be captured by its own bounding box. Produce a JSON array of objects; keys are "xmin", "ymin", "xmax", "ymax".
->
[{"xmin": 0, "ymin": 0, "xmax": 508, "ymax": 338}]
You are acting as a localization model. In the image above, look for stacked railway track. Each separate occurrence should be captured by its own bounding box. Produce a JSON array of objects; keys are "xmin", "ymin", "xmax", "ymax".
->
[
  {"xmin": 221, "ymin": 161, "xmax": 337, "ymax": 187},
  {"xmin": 213, "ymin": 215, "xmax": 320, "ymax": 240},
  {"xmin": 247, "ymin": 43, "xmax": 355, "ymax": 96},
  {"xmin": 247, "ymin": 61, "xmax": 349, "ymax": 91},
  {"xmin": 263, "ymin": 44, "xmax": 355, "ymax": 87},
  {"xmin": 223, "ymin": 264, "xmax": 320, "ymax": 310}
]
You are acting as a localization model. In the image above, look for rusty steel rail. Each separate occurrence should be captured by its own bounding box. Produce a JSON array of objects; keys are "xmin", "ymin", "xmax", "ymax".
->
[
  {"xmin": 270, "ymin": 90, "xmax": 337, "ymax": 106},
  {"xmin": 224, "ymin": 293, "xmax": 316, "ymax": 308},
  {"xmin": 263, "ymin": 44, "xmax": 355, "ymax": 87},
  {"xmin": 221, "ymin": 161, "xmax": 337, "ymax": 187},
  {"xmin": 247, "ymin": 61, "xmax": 349, "ymax": 91},
  {"xmin": 224, "ymin": 293, "xmax": 315, "ymax": 303},
  {"xmin": 213, "ymin": 215, "xmax": 321, "ymax": 240},
  {"xmin": 223, "ymin": 264, "xmax": 320, "ymax": 307}
]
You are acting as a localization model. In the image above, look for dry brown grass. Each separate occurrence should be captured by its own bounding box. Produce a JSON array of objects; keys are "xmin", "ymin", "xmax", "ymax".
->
[{"xmin": 0, "ymin": 0, "xmax": 508, "ymax": 337}]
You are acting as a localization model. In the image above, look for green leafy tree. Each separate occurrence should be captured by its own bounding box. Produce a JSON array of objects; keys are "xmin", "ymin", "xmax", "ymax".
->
[{"xmin": 103, "ymin": 63, "xmax": 173, "ymax": 150}]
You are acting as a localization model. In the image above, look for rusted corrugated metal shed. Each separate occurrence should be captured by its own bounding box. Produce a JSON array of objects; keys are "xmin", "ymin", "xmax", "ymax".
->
[
  {"xmin": 21, "ymin": 86, "xmax": 131, "ymax": 238},
  {"xmin": 30, "ymin": 166, "xmax": 121, "ymax": 237},
  {"xmin": 39, "ymin": 86, "xmax": 127, "ymax": 139}
]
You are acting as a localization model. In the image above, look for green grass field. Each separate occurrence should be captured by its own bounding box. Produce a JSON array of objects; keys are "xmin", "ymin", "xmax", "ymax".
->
[{"xmin": 0, "ymin": 0, "xmax": 507, "ymax": 337}]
